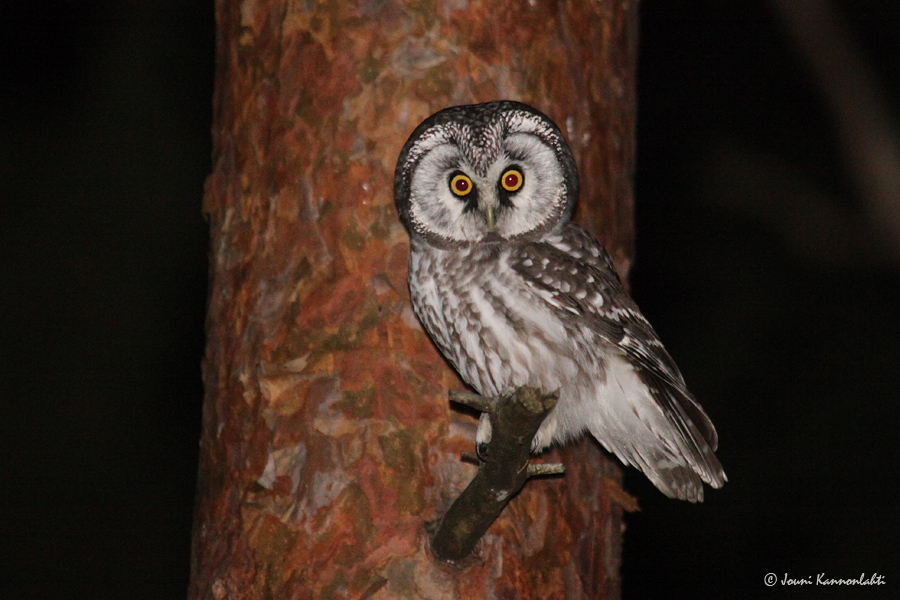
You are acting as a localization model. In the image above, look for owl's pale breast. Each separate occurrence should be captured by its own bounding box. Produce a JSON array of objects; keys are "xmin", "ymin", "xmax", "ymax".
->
[{"xmin": 408, "ymin": 240, "xmax": 599, "ymax": 410}]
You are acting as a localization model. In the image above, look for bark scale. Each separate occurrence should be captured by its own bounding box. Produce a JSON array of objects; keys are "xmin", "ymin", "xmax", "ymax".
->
[{"xmin": 190, "ymin": 1, "xmax": 638, "ymax": 598}]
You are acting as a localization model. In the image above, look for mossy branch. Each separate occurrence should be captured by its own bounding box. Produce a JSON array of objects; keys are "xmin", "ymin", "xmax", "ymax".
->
[{"xmin": 431, "ymin": 386, "xmax": 564, "ymax": 561}]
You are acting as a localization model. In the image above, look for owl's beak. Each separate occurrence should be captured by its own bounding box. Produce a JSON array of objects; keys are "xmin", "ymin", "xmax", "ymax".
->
[{"xmin": 484, "ymin": 206, "xmax": 496, "ymax": 232}]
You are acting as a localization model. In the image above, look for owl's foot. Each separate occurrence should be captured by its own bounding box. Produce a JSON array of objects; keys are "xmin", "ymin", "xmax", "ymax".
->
[
  {"xmin": 475, "ymin": 441, "xmax": 489, "ymax": 462},
  {"xmin": 449, "ymin": 388, "xmax": 562, "ymax": 464},
  {"xmin": 449, "ymin": 389, "xmax": 495, "ymax": 459},
  {"xmin": 476, "ymin": 412, "xmax": 492, "ymax": 461}
]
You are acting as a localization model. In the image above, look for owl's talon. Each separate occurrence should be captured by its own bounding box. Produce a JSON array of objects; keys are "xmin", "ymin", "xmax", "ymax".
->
[{"xmin": 475, "ymin": 441, "xmax": 489, "ymax": 462}]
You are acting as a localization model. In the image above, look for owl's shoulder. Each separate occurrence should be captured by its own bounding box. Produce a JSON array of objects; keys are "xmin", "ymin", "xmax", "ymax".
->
[
  {"xmin": 508, "ymin": 224, "xmax": 624, "ymax": 302},
  {"xmin": 542, "ymin": 222, "xmax": 619, "ymax": 275}
]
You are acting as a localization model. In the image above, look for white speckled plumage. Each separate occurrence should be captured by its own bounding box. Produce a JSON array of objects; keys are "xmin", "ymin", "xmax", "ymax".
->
[{"xmin": 395, "ymin": 101, "xmax": 726, "ymax": 501}]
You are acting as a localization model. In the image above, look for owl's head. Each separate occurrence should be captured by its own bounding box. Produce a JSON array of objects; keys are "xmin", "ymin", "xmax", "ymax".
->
[{"xmin": 394, "ymin": 101, "xmax": 579, "ymax": 247}]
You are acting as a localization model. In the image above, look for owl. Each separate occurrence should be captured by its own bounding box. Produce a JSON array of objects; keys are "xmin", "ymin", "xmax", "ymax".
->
[{"xmin": 394, "ymin": 101, "xmax": 726, "ymax": 501}]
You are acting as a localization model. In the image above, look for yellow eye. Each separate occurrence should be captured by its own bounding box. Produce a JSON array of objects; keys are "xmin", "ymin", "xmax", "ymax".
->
[
  {"xmin": 449, "ymin": 172, "xmax": 473, "ymax": 197},
  {"xmin": 501, "ymin": 168, "xmax": 524, "ymax": 192}
]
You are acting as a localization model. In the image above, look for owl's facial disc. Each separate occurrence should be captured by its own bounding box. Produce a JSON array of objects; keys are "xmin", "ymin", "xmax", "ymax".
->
[{"xmin": 408, "ymin": 132, "xmax": 566, "ymax": 245}]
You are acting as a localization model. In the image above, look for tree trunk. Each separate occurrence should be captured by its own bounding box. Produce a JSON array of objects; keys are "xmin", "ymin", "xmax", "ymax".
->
[{"xmin": 190, "ymin": 1, "xmax": 638, "ymax": 598}]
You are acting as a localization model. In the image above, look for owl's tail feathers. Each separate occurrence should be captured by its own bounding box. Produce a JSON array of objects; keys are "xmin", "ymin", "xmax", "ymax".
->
[
  {"xmin": 637, "ymin": 367, "xmax": 727, "ymax": 501},
  {"xmin": 642, "ymin": 460, "xmax": 717, "ymax": 503},
  {"xmin": 650, "ymin": 435, "xmax": 726, "ymax": 502},
  {"xmin": 590, "ymin": 359, "xmax": 727, "ymax": 502},
  {"xmin": 606, "ymin": 435, "xmax": 726, "ymax": 503}
]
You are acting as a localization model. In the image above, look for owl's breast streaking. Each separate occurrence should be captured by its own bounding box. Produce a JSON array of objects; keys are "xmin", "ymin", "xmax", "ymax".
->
[{"xmin": 408, "ymin": 233, "xmax": 607, "ymax": 449}]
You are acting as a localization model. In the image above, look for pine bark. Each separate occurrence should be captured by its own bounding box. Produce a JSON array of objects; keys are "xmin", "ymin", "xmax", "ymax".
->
[{"xmin": 190, "ymin": 1, "xmax": 638, "ymax": 598}]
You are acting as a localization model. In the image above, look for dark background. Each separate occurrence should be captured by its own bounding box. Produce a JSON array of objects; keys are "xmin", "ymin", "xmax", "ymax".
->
[{"xmin": 2, "ymin": 1, "xmax": 898, "ymax": 598}]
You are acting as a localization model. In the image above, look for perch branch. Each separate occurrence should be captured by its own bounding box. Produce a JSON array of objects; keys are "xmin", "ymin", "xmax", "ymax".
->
[
  {"xmin": 432, "ymin": 386, "xmax": 562, "ymax": 561},
  {"xmin": 448, "ymin": 389, "xmax": 495, "ymax": 412}
]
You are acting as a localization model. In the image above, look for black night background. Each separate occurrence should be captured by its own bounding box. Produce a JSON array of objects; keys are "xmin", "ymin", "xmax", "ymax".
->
[{"xmin": 2, "ymin": 1, "xmax": 898, "ymax": 597}]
